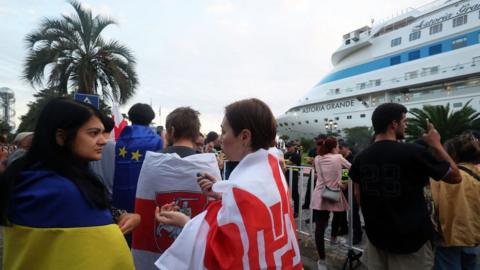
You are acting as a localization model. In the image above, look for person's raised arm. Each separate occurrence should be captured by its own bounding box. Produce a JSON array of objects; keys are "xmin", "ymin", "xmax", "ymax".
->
[{"xmin": 422, "ymin": 123, "xmax": 462, "ymax": 184}]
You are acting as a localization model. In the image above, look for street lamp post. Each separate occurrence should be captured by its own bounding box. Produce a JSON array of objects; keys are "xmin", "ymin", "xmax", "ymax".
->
[{"xmin": 324, "ymin": 118, "xmax": 338, "ymax": 134}]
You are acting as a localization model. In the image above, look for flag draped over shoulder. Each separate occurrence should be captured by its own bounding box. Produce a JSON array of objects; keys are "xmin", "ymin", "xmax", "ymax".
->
[
  {"xmin": 112, "ymin": 125, "xmax": 163, "ymax": 213},
  {"xmin": 132, "ymin": 152, "xmax": 222, "ymax": 270},
  {"xmin": 4, "ymin": 170, "xmax": 134, "ymax": 270},
  {"xmin": 155, "ymin": 149, "xmax": 303, "ymax": 270}
]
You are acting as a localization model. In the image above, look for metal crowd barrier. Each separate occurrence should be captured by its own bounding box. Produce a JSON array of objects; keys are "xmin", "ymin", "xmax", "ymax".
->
[{"xmin": 285, "ymin": 165, "xmax": 364, "ymax": 256}]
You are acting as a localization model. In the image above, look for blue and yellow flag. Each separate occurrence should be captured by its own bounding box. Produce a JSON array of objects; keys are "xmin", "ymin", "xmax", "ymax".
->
[
  {"xmin": 4, "ymin": 169, "xmax": 134, "ymax": 270},
  {"xmin": 112, "ymin": 125, "xmax": 163, "ymax": 213}
]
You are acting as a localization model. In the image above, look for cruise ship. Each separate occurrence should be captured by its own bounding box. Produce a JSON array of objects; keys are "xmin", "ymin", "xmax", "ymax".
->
[{"xmin": 277, "ymin": 0, "xmax": 480, "ymax": 139}]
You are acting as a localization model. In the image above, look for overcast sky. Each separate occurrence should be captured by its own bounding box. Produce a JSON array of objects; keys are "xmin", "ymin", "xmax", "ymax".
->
[{"xmin": 0, "ymin": 0, "xmax": 432, "ymax": 133}]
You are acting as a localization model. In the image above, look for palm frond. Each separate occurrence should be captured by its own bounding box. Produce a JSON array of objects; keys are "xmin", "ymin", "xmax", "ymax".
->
[
  {"xmin": 406, "ymin": 101, "xmax": 480, "ymax": 142},
  {"xmin": 23, "ymin": 0, "xmax": 138, "ymax": 104}
]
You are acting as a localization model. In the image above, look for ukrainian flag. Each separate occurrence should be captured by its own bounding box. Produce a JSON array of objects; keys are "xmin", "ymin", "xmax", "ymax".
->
[{"xmin": 3, "ymin": 170, "xmax": 134, "ymax": 270}]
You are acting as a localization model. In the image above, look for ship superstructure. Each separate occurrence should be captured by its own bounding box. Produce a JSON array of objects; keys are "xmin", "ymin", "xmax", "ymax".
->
[{"xmin": 277, "ymin": 0, "xmax": 480, "ymax": 139}]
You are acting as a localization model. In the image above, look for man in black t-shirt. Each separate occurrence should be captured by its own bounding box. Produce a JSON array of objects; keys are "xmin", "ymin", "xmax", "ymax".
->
[
  {"xmin": 349, "ymin": 103, "xmax": 462, "ymax": 270},
  {"xmin": 284, "ymin": 142, "xmax": 301, "ymax": 217}
]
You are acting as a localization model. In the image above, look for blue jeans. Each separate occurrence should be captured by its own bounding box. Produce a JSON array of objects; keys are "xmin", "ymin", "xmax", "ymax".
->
[{"xmin": 433, "ymin": 246, "xmax": 478, "ymax": 270}]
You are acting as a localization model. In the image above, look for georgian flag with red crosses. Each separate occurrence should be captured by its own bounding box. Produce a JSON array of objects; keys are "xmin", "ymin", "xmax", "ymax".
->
[{"xmin": 155, "ymin": 149, "xmax": 303, "ymax": 270}]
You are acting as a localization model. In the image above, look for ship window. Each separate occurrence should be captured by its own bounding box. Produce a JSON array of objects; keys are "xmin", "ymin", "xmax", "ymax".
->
[
  {"xmin": 405, "ymin": 71, "xmax": 418, "ymax": 80},
  {"xmin": 391, "ymin": 37, "xmax": 402, "ymax": 47},
  {"xmin": 314, "ymin": 119, "xmax": 318, "ymax": 123},
  {"xmin": 453, "ymin": 15, "xmax": 467, "ymax": 27},
  {"xmin": 390, "ymin": 55, "xmax": 401, "ymax": 66},
  {"xmin": 345, "ymin": 39, "xmax": 351, "ymax": 45},
  {"xmin": 408, "ymin": 50, "xmax": 420, "ymax": 61},
  {"xmin": 453, "ymin": 102, "xmax": 463, "ymax": 108},
  {"xmin": 429, "ymin": 24, "xmax": 442, "ymax": 35},
  {"xmin": 279, "ymin": 123, "xmax": 283, "ymax": 127},
  {"xmin": 335, "ymin": 117, "xmax": 339, "ymax": 121},
  {"xmin": 429, "ymin": 44, "xmax": 442, "ymax": 55},
  {"xmin": 409, "ymin": 31, "xmax": 421, "ymax": 41},
  {"xmin": 346, "ymin": 115, "xmax": 352, "ymax": 119},
  {"xmin": 305, "ymin": 120, "xmax": 309, "ymax": 124},
  {"xmin": 357, "ymin": 83, "xmax": 366, "ymax": 90},
  {"xmin": 284, "ymin": 123, "xmax": 288, "ymax": 126},
  {"xmin": 291, "ymin": 123, "xmax": 295, "ymax": 126},
  {"xmin": 360, "ymin": 114, "xmax": 366, "ymax": 118},
  {"xmin": 452, "ymin": 37, "xmax": 467, "ymax": 49},
  {"xmin": 374, "ymin": 79, "xmax": 381, "ymax": 86},
  {"xmin": 298, "ymin": 122, "xmax": 301, "ymax": 125}
]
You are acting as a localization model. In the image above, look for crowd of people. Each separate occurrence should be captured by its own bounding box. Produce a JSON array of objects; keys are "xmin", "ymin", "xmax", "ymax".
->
[{"xmin": 0, "ymin": 98, "xmax": 479, "ymax": 270}]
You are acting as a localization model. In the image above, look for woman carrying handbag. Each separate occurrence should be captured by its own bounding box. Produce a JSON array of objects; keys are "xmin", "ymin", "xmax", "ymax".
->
[{"xmin": 310, "ymin": 136, "xmax": 351, "ymax": 270}]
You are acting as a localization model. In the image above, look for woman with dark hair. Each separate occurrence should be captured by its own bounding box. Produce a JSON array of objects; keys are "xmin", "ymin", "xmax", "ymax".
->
[
  {"xmin": 0, "ymin": 98, "xmax": 134, "ymax": 270},
  {"xmin": 310, "ymin": 136, "xmax": 350, "ymax": 270},
  {"xmin": 431, "ymin": 133, "xmax": 480, "ymax": 270},
  {"xmin": 153, "ymin": 98, "xmax": 302, "ymax": 269}
]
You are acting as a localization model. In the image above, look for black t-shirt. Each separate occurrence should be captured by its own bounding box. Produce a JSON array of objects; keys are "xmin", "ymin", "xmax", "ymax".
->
[
  {"xmin": 308, "ymin": 148, "xmax": 316, "ymax": 158},
  {"xmin": 162, "ymin": 146, "xmax": 197, "ymax": 158},
  {"xmin": 349, "ymin": 140, "xmax": 449, "ymax": 254},
  {"xmin": 284, "ymin": 151, "xmax": 301, "ymax": 166}
]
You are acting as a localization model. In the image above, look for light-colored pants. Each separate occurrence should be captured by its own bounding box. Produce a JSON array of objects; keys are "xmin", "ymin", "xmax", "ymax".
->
[{"xmin": 363, "ymin": 237, "xmax": 433, "ymax": 270}]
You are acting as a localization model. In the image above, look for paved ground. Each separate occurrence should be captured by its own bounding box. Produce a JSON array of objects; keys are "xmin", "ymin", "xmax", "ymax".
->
[
  {"xmin": 299, "ymin": 234, "xmax": 367, "ymax": 270},
  {"xmin": 296, "ymin": 217, "xmax": 367, "ymax": 270}
]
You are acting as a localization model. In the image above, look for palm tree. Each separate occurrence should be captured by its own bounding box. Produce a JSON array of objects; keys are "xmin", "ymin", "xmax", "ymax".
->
[
  {"xmin": 406, "ymin": 100, "xmax": 480, "ymax": 143},
  {"xmin": 23, "ymin": 0, "xmax": 138, "ymax": 104}
]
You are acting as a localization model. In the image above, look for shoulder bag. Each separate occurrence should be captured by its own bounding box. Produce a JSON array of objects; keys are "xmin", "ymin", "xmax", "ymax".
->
[{"xmin": 317, "ymin": 158, "xmax": 341, "ymax": 202}]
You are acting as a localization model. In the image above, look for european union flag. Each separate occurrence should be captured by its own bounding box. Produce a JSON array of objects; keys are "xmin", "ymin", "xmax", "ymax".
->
[{"xmin": 112, "ymin": 125, "xmax": 163, "ymax": 213}]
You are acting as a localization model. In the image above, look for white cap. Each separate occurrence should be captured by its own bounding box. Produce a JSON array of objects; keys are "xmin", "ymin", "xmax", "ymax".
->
[{"xmin": 14, "ymin": 132, "xmax": 33, "ymax": 143}]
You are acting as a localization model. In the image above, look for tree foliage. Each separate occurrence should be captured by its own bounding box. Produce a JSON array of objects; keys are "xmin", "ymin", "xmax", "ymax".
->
[
  {"xmin": 299, "ymin": 137, "xmax": 315, "ymax": 152},
  {"xmin": 406, "ymin": 100, "xmax": 480, "ymax": 143},
  {"xmin": 343, "ymin": 126, "xmax": 373, "ymax": 152},
  {"xmin": 23, "ymin": 0, "xmax": 138, "ymax": 104},
  {"xmin": 17, "ymin": 89, "xmax": 111, "ymax": 133}
]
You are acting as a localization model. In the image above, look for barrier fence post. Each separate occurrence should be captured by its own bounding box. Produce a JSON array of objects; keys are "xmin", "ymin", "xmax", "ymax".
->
[
  {"xmin": 342, "ymin": 178, "xmax": 362, "ymax": 270},
  {"xmin": 298, "ymin": 169, "xmax": 304, "ymax": 232},
  {"xmin": 309, "ymin": 167, "xmax": 315, "ymax": 234}
]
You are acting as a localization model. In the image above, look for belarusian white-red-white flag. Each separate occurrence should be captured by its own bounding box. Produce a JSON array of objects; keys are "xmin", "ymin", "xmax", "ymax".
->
[
  {"xmin": 155, "ymin": 149, "xmax": 303, "ymax": 270},
  {"xmin": 111, "ymin": 102, "xmax": 127, "ymax": 140},
  {"xmin": 133, "ymin": 152, "xmax": 222, "ymax": 270}
]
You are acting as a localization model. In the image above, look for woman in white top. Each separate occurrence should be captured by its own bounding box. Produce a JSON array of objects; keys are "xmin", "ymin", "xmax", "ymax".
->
[{"xmin": 310, "ymin": 136, "xmax": 350, "ymax": 270}]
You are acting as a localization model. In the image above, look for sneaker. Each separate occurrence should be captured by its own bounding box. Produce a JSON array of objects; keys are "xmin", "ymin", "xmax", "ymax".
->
[{"xmin": 317, "ymin": 259, "xmax": 327, "ymax": 270}]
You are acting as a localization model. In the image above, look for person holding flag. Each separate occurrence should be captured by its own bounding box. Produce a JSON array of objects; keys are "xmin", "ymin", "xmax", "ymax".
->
[
  {"xmin": 154, "ymin": 98, "xmax": 303, "ymax": 270},
  {"xmin": 112, "ymin": 103, "xmax": 163, "ymax": 246},
  {"xmin": 0, "ymin": 98, "xmax": 134, "ymax": 270}
]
